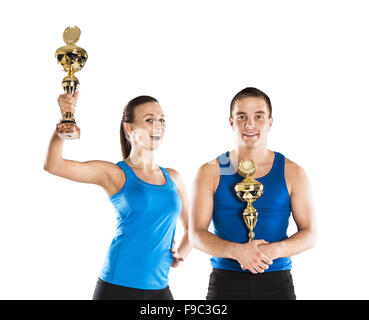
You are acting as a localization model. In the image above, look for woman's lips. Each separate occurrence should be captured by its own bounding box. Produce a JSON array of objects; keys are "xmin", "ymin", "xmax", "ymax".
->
[{"xmin": 150, "ymin": 135, "xmax": 161, "ymax": 141}]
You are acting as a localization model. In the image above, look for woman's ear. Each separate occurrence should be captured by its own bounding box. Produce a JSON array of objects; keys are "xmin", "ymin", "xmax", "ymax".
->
[{"xmin": 123, "ymin": 122, "xmax": 133, "ymax": 136}]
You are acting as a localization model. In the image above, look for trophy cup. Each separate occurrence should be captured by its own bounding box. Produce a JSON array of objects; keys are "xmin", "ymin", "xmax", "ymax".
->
[
  {"xmin": 234, "ymin": 160, "xmax": 264, "ymax": 242},
  {"xmin": 55, "ymin": 26, "xmax": 88, "ymax": 139}
]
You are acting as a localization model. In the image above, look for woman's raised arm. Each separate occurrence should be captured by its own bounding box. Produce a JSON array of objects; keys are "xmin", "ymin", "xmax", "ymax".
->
[{"xmin": 43, "ymin": 92, "xmax": 124, "ymax": 195}]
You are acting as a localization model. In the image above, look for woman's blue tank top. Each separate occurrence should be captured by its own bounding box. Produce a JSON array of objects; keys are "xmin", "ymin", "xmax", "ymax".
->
[
  {"xmin": 211, "ymin": 151, "xmax": 292, "ymax": 272},
  {"xmin": 99, "ymin": 161, "xmax": 182, "ymax": 289}
]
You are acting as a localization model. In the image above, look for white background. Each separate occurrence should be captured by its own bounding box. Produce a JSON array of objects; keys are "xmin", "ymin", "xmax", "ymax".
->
[{"xmin": 1, "ymin": 0, "xmax": 368, "ymax": 299}]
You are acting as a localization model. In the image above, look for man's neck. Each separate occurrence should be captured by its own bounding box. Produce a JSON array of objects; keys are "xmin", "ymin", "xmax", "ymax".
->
[
  {"xmin": 235, "ymin": 147, "xmax": 272, "ymax": 164},
  {"xmin": 229, "ymin": 146, "xmax": 273, "ymax": 172}
]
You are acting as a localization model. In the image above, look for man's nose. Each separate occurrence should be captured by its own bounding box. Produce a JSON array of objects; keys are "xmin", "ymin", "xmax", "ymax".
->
[{"xmin": 245, "ymin": 119, "xmax": 255, "ymax": 129}]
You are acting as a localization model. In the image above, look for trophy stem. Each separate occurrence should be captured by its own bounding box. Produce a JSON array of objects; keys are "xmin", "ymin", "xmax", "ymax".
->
[
  {"xmin": 243, "ymin": 202, "xmax": 258, "ymax": 242},
  {"xmin": 61, "ymin": 112, "xmax": 75, "ymax": 123},
  {"xmin": 62, "ymin": 74, "xmax": 80, "ymax": 95}
]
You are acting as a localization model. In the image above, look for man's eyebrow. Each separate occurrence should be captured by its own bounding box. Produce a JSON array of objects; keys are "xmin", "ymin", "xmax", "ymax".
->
[{"xmin": 235, "ymin": 111, "xmax": 266, "ymax": 115}]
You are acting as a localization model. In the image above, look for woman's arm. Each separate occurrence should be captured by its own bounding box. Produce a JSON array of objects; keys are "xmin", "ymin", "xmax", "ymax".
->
[
  {"xmin": 44, "ymin": 92, "xmax": 124, "ymax": 196},
  {"xmin": 166, "ymin": 168, "xmax": 192, "ymax": 267},
  {"xmin": 44, "ymin": 130, "xmax": 110, "ymax": 186}
]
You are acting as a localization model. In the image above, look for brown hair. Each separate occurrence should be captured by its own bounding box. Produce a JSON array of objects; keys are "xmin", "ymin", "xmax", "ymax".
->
[
  {"xmin": 120, "ymin": 95, "xmax": 158, "ymax": 159},
  {"xmin": 230, "ymin": 87, "xmax": 272, "ymax": 118}
]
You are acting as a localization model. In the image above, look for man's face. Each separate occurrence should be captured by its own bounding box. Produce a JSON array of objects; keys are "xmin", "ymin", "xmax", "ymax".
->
[{"xmin": 229, "ymin": 97, "xmax": 273, "ymax": 149}]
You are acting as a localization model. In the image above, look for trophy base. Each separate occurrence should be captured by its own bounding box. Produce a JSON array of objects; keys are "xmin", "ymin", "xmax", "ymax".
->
[{"xmin": 56, "ymin": 122, "xmax": 80, "ymax": 140}]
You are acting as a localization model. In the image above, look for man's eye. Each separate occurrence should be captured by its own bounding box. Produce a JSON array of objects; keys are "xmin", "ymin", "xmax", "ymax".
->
[{"xmin": 238, "ymin": 116, "xmax": 246, "ymax": 120}]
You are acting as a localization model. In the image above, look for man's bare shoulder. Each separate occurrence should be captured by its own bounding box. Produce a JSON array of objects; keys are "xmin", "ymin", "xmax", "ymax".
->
[
  {"xmin": 193, "ymin": 159, "xmax": 220, "ymax": 193},
  {"xmin": 285, "ymin": 157, "xmax": 309, "ymax": 182},
  {"xmin": 194, "ymin": 158, "xmax": 220, "ymax": 186},
  {"xmin": 197, "ymin": 158, "xmax": 219, "ymax": 175}
]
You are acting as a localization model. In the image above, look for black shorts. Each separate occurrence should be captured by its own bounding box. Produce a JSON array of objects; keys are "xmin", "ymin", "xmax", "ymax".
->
[
  {"xmin": 206, "ymin": 268, "xmax": 296, "ymax": 300},
  {"xmin": 92, "ymin": 278, "xmax": 174, "ymax": 300}
]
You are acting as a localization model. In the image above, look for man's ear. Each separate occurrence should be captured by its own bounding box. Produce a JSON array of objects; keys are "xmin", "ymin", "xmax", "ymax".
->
[
  {"xmin": 268, "ymin": 117, "xmax": 273, "ymax": 130},
  {"xmin": 229, "ymin": 117, "xmax": 234, "ymax": 129}
]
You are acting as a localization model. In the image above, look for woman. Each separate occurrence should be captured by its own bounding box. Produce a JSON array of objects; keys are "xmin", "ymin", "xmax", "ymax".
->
[{"xmin": 44, "ymin": 92, "xmax": 191, "ymax": 300}]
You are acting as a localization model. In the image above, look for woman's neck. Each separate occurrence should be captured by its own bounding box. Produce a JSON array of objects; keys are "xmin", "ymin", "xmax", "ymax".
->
[{"xmin": 125, "ymin": 145, "xmax": 156, "ymax": 170}]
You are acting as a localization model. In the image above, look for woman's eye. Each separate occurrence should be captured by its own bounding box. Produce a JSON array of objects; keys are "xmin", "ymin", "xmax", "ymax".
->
[
  {"xmin": 160, "ymin": 119, "xmax": 166, "ymax": 123},
  {"xmin": 145, "ymin": 119, "xmax": 153, "ymax": 123}
]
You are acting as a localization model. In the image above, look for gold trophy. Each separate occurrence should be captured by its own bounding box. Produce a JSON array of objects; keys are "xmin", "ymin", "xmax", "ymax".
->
[
  {"xmin": 55, "ymin": 26, "xmax": 88, "ymax": 139},
  {"xmin": 234, "ymin": 160, "xmax": 264, "ymax": 242}
]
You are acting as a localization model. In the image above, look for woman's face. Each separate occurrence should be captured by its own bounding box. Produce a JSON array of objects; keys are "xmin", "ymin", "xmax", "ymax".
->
[{"xmin": 125, "ymin": 102, "xmax": 166, "ymax": 151}]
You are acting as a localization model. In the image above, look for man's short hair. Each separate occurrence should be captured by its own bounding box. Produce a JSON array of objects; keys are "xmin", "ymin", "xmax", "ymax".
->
[{"xmin": 230, "ymin": 87, "xmax": 272, "ymax": 118}]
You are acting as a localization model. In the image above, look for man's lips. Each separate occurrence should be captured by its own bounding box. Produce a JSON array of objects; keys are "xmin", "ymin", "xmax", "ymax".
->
[{"xmin": 242, "ymin": 132, "xmax": 259, "ymax": 137}]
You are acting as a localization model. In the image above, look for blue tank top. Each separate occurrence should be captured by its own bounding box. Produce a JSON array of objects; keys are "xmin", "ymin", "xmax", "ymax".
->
[
  {"xmin": 211, "ymin": 151, "xmax": 292, "ymax": 272},
  {"xmin": 99, "ymin": 161, "xmax": 182, "ymax": 289}
]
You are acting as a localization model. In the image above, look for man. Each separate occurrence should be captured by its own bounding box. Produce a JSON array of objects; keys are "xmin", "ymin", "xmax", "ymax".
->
[{"xmin": 189, "ymin": 87, "xmax": 317, "ymax": 300}]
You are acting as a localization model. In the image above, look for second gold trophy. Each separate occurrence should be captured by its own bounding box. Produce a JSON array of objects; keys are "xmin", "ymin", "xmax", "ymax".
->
[
  {"xmin": 234, "ymin": 160, "xmax": 264, "ymax": 242},
  {"xmin": 55, "ymin": 26, "xmax": 88, "ymax": 139}
]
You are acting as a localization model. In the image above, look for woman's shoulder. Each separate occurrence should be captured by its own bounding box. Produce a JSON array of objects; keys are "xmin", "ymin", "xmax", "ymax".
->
[
  {"xmin": 165, "ymin": 167, "xmax": 182, "ymax": 181},
  {"xmin": 95, "ymin": 160, "xmax": 126, "ymax": 174}
]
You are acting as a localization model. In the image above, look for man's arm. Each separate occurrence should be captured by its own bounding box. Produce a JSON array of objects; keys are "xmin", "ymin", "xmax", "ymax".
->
[
  {"xmin": 189, "ymin": 161, "xmax": 273, "ymax": 274},
  {"xmin": 259, "ymin": 161, "xmax": 317, "ymax": 259}
]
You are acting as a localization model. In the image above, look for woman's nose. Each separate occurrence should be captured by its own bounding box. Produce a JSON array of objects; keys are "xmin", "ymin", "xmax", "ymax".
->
[{"xmin": 153, "ymin": 120, "xmax": 163, "ymax": 131}]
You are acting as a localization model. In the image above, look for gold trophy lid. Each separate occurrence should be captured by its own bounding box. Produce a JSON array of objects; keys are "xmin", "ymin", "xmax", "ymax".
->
[
  {"xmin": 63, "ymin": 26, "xmax": 81, "ymax": 45},
  {"xmin": 238, "ymin": 159, "xmax": 256, "ymax": 177},
  {"xmin": 235, "ymin": 159, "xmax": 264, "ymax": 193}
]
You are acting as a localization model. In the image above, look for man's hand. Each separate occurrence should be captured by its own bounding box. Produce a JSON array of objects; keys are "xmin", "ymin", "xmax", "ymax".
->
[
  {"xmin": 233, "ymin": 239, "xmax": 273, "ymax": 274},
  {"xmin": 257, "ymin": 242, "xmax": 280, "ymax": 261}
]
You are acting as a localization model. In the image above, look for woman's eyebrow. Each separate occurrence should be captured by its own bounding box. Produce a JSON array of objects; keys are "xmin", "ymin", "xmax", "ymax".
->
[{"xmin": 143, "ymin": 113, "xmax": 165, "ymax": 117}]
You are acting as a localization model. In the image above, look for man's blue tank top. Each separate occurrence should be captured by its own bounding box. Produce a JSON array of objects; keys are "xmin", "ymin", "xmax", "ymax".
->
[
  {"xmin": 211, "ymin": 151, "xmax": 292, "ymax": 272},
  {"xmin": 99, "ymin": 161, "xmax": 182, "ymax": 289}
]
